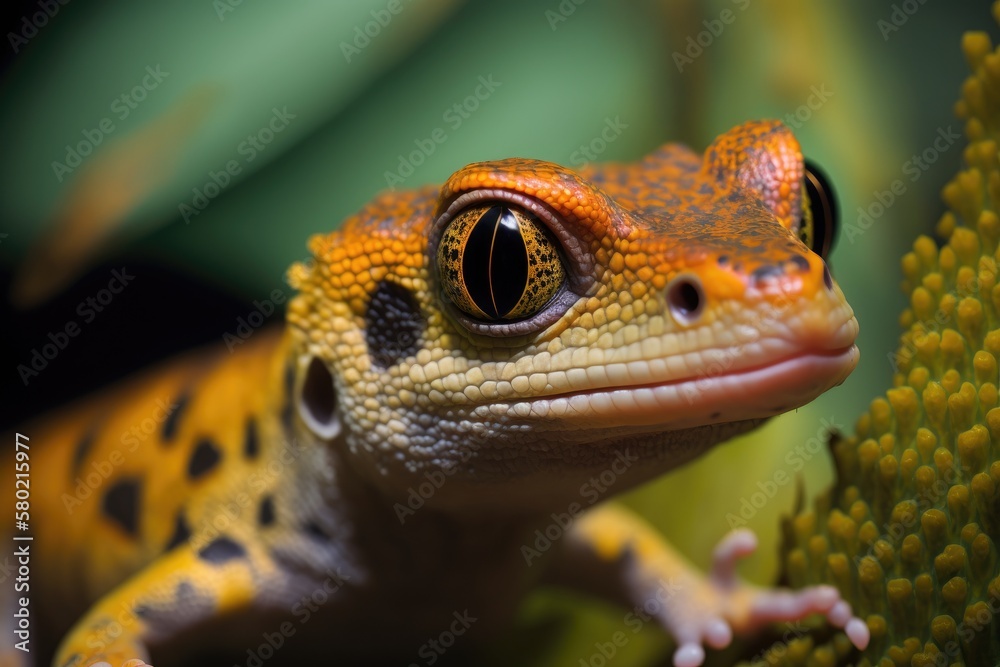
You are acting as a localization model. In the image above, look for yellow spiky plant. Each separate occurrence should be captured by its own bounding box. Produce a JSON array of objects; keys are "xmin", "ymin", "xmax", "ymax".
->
[{"xmin": 746, "ymin": 6, "xmax": 1000, "ymax": 667}]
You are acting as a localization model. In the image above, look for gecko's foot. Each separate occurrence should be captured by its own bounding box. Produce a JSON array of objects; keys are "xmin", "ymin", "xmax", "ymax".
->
[{"xmin": 644, "ymin": 529, "xmax": 870, "ymax": 667}]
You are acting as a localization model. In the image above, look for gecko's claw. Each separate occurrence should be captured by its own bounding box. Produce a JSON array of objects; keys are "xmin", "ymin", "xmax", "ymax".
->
[
  {"xmin": 672, "ymin": 643, "xmax": 706, "ymax": 667},
  {"xmin": 637, "ymin": 529, "xmax": 869, "ymax": 667}
]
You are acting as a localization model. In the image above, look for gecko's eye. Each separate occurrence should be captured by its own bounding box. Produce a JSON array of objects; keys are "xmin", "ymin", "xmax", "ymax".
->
[
  {"xmin": 436, "ymin": 203, "xmax": 566, "ymax": 322},
  {"xmin": 799, "ymin": 161, "xmax": 838, "ymax": 260}
]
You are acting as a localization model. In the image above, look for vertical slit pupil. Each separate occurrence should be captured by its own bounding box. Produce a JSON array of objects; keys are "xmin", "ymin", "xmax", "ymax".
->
[
  {"xmin": 490, "ymin": 209, "xmax": 529, "ymax": 317},
  {"xmin": 461, "ymin": 205, "xmax": 529, "ymax": 320},
  {"xmin": 461, "ymin": 206, "xmax": 501, "ymax": 319}
]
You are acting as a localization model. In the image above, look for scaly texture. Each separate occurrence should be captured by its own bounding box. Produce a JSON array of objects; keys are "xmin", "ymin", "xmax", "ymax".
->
[
  {"xmin": 762, "ymin": 9, "xmax": 1000, "ymax": 667},
  {"xmin": 9, "ymin": 117, "xmax": 863, "ymax": 667}
]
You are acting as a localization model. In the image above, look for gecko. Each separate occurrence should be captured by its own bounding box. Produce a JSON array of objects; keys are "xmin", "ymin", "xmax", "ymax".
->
[{"xmin": 5, "ymin": 119, "xmax": 870, "ymax": 667}]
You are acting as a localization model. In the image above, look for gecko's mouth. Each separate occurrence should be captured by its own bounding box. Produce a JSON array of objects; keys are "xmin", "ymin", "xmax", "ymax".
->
[{"xmin": 484, "ymin": 344, "xmax": 859, "ymax": 432}]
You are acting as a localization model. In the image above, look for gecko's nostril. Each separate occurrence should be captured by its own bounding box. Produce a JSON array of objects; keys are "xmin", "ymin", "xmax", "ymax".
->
[{"xmin": 667, "ymin": 275, "xmax": 705, "ymax": 325}]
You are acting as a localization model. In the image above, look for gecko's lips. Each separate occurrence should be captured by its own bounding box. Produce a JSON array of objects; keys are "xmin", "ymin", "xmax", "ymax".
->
[{"xmin": 490, "ymin": 344, "xmax": 859, "ymax": 432}]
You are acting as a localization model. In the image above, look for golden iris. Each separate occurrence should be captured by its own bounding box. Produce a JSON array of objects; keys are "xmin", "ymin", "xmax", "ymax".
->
[{"xmin": 437, "ymin": 204, "xmax": 565, "ymax": 321}]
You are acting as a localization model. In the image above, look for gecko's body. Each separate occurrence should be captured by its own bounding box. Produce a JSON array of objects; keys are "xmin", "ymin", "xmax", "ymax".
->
[{"xmin": 8, "ymin": 120, "xmax": 867, "ymax": 667}]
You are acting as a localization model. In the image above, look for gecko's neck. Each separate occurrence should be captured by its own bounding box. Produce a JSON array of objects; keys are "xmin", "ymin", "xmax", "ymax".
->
[{"xmin": 255, "ymin": 328, "xmax": 540, "ymax": 585}]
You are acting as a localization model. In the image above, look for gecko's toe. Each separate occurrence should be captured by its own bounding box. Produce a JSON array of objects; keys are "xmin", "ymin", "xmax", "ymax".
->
[{"xmin": 672, "ymin": 643, "xmax": 706, "ymax": 667}]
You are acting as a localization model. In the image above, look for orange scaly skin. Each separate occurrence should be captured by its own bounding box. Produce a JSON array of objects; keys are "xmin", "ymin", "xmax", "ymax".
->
[{"xmin": 9, "ymin": 120, "xmax": 865, "ymax": 667}]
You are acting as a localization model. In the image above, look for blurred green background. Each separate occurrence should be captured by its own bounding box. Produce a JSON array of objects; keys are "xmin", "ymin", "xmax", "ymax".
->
[{"xmin": 0, "ymin": 1, "xmax": 994, "ymax": 664}]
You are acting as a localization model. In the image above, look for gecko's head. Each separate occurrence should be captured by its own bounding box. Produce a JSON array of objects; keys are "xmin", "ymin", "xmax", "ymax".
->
[{"xmin": 287, "ymin": 120, "xmax": 858, "ymax": 512}]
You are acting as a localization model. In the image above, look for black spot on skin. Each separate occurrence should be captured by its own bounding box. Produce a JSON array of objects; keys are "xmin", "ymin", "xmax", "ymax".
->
[
  {"xmin": 709, "ymin": 411, "xmax": 721, "ymax": 420},
  {"xmin": 188, "ymin": 438, "xmax": 222, "ymax": 479},
  {"xmin": 305, "ymin": 520, "xmax": 330, "ymax": 541},
  {"xmin": 71, "ymin": 430, "xmax": 96, "ymax": 477},
  {"xmin": 716, "ymin": 255, "xmax": 729, "ymax": 266},
  {"xmin": 788, "ymin": 255, "xmax": 811, "ymax": 272},
  {"xmin": 103, "ymin": 479, "xmax": 140, "ymax": 537},
  {"xmin": 58, "ymin": 653, "xmax": 82, "ymax": 667},
  {"xmin": 162, "ymin": 394, "xmax": 190, "ymax": 443},
  {"xmin": 259, "ymin": 496, "xmax": 275, "ymax": 527},
  {"xmin": 198, "ymin": 537, "xmax": 246, "ymax": 564},
  {"xmin": 133, "ymin": 580, "xmax": 202, "ymax": 624},
  {"xmin": 751, "ymin": 265, "xmax": 785, "ymax": 284},
  {"xmin": 243, "ymin": 418, "xmax": 259, "ymax": 459},
  {"xmin": 177, "ymin": 580, "xmax": 195, "ymax": 600},
  {"xmin": 365, "ymin": 280, "xmax": 424, "ymax": 370},
  {"xmin": 165, "ymin": 511, "xmax": 191, "ymax": 551}
]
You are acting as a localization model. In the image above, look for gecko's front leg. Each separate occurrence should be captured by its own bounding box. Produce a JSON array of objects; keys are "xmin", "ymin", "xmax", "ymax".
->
[
  {"xmin": 545, "ymin": 503, "xmax": 870, "ymax": 667},
  {"xmin": 52, "ymin": 536, "xmax": 278, "ymax": 667}
]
